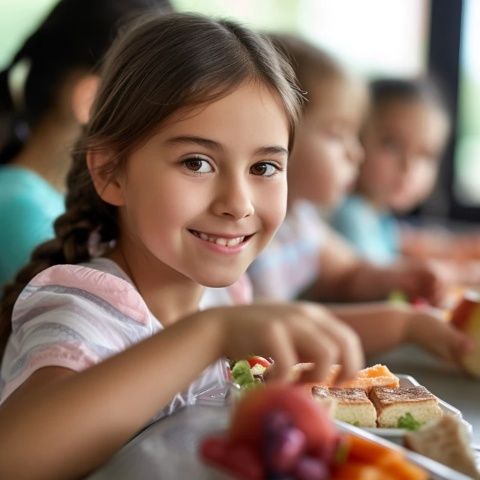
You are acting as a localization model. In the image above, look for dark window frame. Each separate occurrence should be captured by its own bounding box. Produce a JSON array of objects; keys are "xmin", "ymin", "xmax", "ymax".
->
[{"xmin": 428, "ymin": 0, "xmax": 479, "ymax": 222}]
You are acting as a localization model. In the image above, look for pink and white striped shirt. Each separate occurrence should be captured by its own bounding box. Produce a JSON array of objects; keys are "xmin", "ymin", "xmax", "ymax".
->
[{"xmin": 0, "ymin": 257, "xmax": 250, "ymax": 417}]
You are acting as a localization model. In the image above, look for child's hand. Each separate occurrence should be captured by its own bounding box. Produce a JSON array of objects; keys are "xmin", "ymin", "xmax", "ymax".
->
[
  {"xmin": 210, "ymin": 302, "xmax": 364, "ymax": 384},
  {"xmin": 405, "ymin": 309, "xmax": 474, "ymax": 364},
  {"xmin": 392, "ymin": 259, "xmax": 449, "ymax": 306}
]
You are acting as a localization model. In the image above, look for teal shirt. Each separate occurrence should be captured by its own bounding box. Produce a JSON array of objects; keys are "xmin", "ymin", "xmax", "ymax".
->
[
  {"xmin": 331, "ymin": 194, "xmax": 399, "ymax": 265},
  {"xmin": 0, "ymin": 166, "xmax": 64, "ymax": 286}
]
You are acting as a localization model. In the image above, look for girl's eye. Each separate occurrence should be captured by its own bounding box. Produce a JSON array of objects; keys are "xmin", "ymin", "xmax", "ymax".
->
[
  {"xmin": 183, "ymin": 157, "xmax": 213, "ymax": 173},
  {"xmin": 250, "ymin": 162, "xmax": 279, "ymax": 177}
]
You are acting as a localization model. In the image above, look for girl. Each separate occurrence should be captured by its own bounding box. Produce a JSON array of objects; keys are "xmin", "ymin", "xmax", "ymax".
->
[
  {"xmin": 0, "ymin": 0, "xmax": 172, "ymax": 287},
  {"xmin": 248, "ymin": 35, "xmax": 471, "ymax": 360},
  {"xmin": 332, "ymin": 78, "xmax": 480, "ymax": 283},
  {"xmin": 0, "ymin": 13, "xmax": 363, "ymax": 480}
]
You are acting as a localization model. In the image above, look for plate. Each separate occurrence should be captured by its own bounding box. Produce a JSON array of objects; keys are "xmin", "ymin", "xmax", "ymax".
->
[{"xmin": 363, "ymin": 374, "xmax": 473, "ymax": 441}]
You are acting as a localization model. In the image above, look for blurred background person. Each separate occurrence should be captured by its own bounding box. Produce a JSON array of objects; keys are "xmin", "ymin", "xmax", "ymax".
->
[
  {"xmin": 0, "ymin": 0, "xmax": 172, "ymax": 287},
  {"xmin": 246, "ymin": 34, "xmax": 469, "ymax": 365}
]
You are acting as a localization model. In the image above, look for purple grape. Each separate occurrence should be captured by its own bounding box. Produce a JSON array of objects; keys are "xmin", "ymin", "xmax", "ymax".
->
[
  {"xmin": 266, "ymin": 427, "xmax": 307, "ymax": 473},
  {"xmin": 293, "ymin": 456, "xmax": 329, "ymax": 480}
]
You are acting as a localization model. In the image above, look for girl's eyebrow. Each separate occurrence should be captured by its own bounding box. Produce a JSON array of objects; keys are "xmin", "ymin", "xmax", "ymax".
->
[{"xmin": 166, "ymin": 135, "xmax": 288, "ymax": 157}]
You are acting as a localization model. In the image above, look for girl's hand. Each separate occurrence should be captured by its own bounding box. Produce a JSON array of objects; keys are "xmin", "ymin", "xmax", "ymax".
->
[
  {"xmin": 405, "ymin": 309, "xmax": 474, "ymax": 364},
  {"xmin": 208, "ymin": 302, "xmax": 364, "ymax": 384}
]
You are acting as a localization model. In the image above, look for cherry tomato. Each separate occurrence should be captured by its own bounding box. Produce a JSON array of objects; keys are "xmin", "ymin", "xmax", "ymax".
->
[{"xmin": 247, "ymin": 356, "xmax": 271, "ymax": 369}]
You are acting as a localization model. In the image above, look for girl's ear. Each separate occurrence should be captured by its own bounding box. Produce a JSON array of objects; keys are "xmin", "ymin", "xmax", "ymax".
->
[
  {"xmin": 87, "ymin": 150, "xmax": 126, "ymax": 207},
  {"xmin": 72, "ymin": 74, "xmax": 99, "ymax": 125}
]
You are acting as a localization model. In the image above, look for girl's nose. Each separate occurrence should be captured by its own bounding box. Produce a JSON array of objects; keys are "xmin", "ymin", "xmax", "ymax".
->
[{"xmin": 211, "ymin": 176, "xmax": 255, "ymax": 220}]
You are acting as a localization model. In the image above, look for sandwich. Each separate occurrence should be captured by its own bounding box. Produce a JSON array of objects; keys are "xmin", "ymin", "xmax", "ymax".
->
[{"xmin": 405, "ymin": 414, "xmax": 480, "ymax": 479}]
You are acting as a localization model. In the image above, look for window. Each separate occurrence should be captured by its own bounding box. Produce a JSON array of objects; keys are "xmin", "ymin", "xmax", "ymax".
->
[
  {"xmin": 454, "ymin": 0, "xmax": 480, "ymax": 206},
  {"xmin": 0, "ymin": 0, "xmax": 57, "ymax": 69},
  {"xmin": 173, "ymin": 0, "xmax": 428, "ymax": 76}
]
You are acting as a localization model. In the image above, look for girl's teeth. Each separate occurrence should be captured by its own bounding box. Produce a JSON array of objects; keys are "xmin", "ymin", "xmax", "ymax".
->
[{"xmin": 195, "ymin": 231, "xmax": 245, "ymax": 247}]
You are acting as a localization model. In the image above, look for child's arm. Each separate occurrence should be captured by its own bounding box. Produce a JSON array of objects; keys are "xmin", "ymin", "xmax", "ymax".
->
[
  {"xmin": 329, "ymin": 303, "xmax": 472, "ymax": 362},
  {"xmin": 304, "ymin": 227, "xmax": 447, "ymax": 305},
  {"xmin": 0, "ymin": 302, "xmax": 362, "ymax": 480}
]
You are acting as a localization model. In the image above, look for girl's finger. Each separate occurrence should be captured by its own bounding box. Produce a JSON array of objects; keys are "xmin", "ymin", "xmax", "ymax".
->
[
  {"xmin": 263, "ymin": 322, "xmax": 298, "ymax": 382},
  {"xmin": 294, "ymin": 332, "xmax": 339, "ymax": 384},
  {"xmin": 308, "ymin": 309, "xmax": 364, "ymax": 382}
]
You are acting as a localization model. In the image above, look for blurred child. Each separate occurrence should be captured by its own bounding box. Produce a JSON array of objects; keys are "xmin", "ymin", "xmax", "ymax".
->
[
  {"xmin": 332, "ymin": 77, "xmax": 480, "ymax": 285},
  {"xmin": 0, "ymin": 13, "xmax": 364, "ymax": 479},
  {"xmin": 248, "ymin": 35, "xmax": 470, "ymax": 360},
  {"xmin": 0, "ymin": 0, "xmax": 172, "ymax": 287},
  {"xmin": 331, "ymin": 77, "xmax": 448, "ymax": 264}
]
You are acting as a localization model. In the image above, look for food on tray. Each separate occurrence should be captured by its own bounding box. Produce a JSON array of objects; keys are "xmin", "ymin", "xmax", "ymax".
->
[
  {"xmin": 333, "ymin": 434, "xmax": 428, "ymax": 480},
  {"xmin": 369, "ymin": 386, "xmax": 442, "ymax": 429},
  {"xmin": 311, "ymin": 387, "xmax": 377, "ymax": 428},
  {"xmin": 314, "ymin": 363, "xmax": 400, "ymax": 391},
  {"xmin": 312, "ymin": 384, "xmax": 443, "ymax": 429},
  {"xmin": 450, "ymin": 290, "xmax": 480, "ymax": 377},
  {"xmin": 405, "ymin": 414, "xmax": 480, "ymax": 479},
  {"xmin": 231, "ymin": 356, "xmax": 273, "ymax": 390},
  {"xmin": 200, "ymin": 383, "xmax": 428, "ymax": 480}
]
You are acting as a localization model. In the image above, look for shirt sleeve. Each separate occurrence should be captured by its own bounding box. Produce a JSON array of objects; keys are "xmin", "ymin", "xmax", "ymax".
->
[
  {"xmin": 248, "ymin": 203, "xmax": 325, "ymax": 301},
  {"xmin": 0, "ymin": 264, "xmax": 151, "ymax": 402}
]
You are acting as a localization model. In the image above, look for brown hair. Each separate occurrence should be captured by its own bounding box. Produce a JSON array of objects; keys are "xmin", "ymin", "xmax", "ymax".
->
[
  {"xmin": 0, "ymin": 12, "xmax": 303, "ymax": 356},
  {"xmin": 268, "ymin": 33, "xmax": 347, "ymax": 110},
  {"xmin": 369, "ymin": 77, "xmax": 451, "ymax": 123}
]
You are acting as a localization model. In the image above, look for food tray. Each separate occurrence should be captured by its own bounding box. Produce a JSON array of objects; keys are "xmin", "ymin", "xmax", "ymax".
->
[
  {"xmin": 86, "ymin": 398, "xmax": 475, "ymax": 480},
  {"xmin": 362, "ymin": 374, "xmax": 473, "ymax": 440}
]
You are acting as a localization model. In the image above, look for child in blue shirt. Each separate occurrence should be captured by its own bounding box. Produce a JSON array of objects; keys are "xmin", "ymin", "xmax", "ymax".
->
[{"xmin": 332, "ymin": 78, "xmax": 450, "ymax": 265}]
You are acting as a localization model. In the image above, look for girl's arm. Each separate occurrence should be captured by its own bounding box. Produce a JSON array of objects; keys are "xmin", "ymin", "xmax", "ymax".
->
[
  {"xmin": 329, "ymin": 303, "xmax": 472, "ymax": 361},
  {"xmin": 0, "ymin": 303, "xmax": 362, "ymax": 480}
]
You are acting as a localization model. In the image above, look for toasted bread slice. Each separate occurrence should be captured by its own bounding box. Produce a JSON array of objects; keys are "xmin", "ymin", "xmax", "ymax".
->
[
  {"xmin": 405, "ymin": 414, "xmax": 480, "ymax": 479},
  {"xmin": 312, "ymin": 386, "xmax": 377, "ymax": 427},
  {"xmin": 369, "ymin": 386, "xmax": 442, "ymax": 428}
]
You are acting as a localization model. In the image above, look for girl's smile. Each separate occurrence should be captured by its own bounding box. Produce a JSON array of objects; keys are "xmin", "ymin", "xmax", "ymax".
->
[{"xmin": 189, "ymin": 229, "xmax": 254, "ymax": 251}]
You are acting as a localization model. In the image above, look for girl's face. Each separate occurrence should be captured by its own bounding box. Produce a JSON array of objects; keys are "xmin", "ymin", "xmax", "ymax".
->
[
  {"xmin": 359, "ymin": 99, "xmax": 449, "ymax": 212},
  {"xmin": 112, "ymin": 82, "xmax": 289, "ymax": 287},
  {"xmin": 287, "ymin": 77, "xmax": 366, "ymax": 210}
]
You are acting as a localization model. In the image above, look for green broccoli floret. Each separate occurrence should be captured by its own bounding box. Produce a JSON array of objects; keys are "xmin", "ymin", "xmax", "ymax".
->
[
  {"xmin": 397, "ymin": 412, "xmax": 423, "ymax": 431},
  {"xmin": 231, "ymin": 360, "xmax": 258, "ymax": 390}
]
